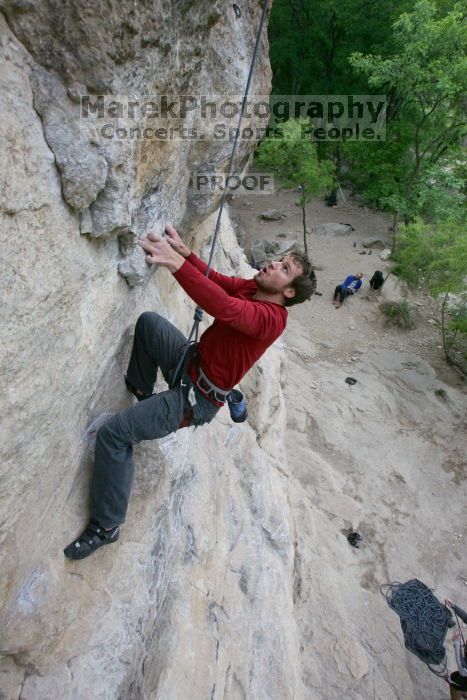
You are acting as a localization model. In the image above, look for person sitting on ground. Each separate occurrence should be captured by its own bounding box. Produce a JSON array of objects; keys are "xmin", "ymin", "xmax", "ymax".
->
[
  {"xmin": 369, "ymin": 270, "xmax": 384, "ymax": 292},
  {"xmin": 445, "ymin": 600, "xmax": 467, "ymax": 700},
  {"xmin": 367, "ymin": 270, "xmax": 385, "ymax": 300},
  {"xmin": 64, "ymin": 224, "xmax": 316, "ymax": 560},
  {"xmin": 332, "ymin": 272, "xmax": 363, "ymax": 308}
]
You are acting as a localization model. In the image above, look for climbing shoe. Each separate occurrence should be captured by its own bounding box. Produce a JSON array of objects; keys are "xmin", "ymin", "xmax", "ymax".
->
[
  {"xmin": 124, "ymin": 376, "xmax": 151, "ymax": 401},
  {"xmin": 63, "ymin": 520, "xmax": 120, "ymax": 560}
]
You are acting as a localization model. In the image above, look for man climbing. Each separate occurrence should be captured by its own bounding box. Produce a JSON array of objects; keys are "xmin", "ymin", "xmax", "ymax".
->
[
  {"xmin": 332, "ymin": 272, "xmax": 363, "ymax": 308},
  {"xmin": 64, "ymin": 224, "xmax": 316, "ymax": 560}
]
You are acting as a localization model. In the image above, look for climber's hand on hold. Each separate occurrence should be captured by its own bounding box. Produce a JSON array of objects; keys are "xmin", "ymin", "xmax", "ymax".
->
[
  {"xmin": 138, "ymin": 233, "xmax": 185, "ymax": 273},
  {"xmin": 164, "ymin": 224, "xmax": 191, "ymax": 258}
]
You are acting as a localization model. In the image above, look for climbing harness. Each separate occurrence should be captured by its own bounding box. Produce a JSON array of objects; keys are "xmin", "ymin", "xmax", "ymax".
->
[
  {"xmin": 195, "ymin": 364, "xmax": 231, "ymax": 403},
  {"xmin": 170, "ymin": 0, "xmax": 270, "ymax": 394},
  {"xmin": 381, "ymin": 579, "xmax": 455, "ymax": 677}
]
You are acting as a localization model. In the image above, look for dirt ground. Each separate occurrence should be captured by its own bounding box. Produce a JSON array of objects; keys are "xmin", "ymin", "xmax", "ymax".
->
[{"xmin": 229, "ymin": 187, "xmax": 465, "ymax": 389}]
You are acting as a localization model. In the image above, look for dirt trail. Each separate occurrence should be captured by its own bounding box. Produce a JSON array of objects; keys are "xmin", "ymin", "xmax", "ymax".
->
[{"xmin": 230, "ymin": 187, "xmax": 464, "ymax": 389}]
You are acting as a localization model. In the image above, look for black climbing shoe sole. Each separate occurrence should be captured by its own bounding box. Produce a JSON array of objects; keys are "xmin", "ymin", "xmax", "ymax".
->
[{"xmin": 64, "ymin": 521, "xmax": 120, "ymax": 560}]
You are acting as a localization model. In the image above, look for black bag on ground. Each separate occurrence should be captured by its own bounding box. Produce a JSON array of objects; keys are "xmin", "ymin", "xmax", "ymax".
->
[{"xmin": 370, "ymin": 270, "xmax": 384, "ymax": 291}]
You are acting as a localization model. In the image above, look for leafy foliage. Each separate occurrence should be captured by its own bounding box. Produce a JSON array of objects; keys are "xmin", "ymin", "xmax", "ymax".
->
[
  {"xmin": 392, "ymin": 220, "xmax": 466, "ymax": 296},
  {"xmin": 255, "ymin": 119, "xmax": 334, "ymax": 200},
  {"xmin": 344, "ymin": 0, "xmax": 467, "ymax": 226},
  {"xmin": 450, "ymin": 304, "xmax": 467, "ymax": 336},
  {"xmin": 381, "ymin": 300, "xmax": 417, "ymax": 329},
  {"xmin": 255, "ymin": 119, "xmax": 334, "ymax": 254},
  {"xmin": 269, "ymin": 0, "xmax": 466, "ymax": 233},
  {"xmin": 269, "ymin": 0, "xmax": 412, "ymax": 94},
  {"xmin": 392, "ymin": 219, "xmax": 467, "ymax": 371}
]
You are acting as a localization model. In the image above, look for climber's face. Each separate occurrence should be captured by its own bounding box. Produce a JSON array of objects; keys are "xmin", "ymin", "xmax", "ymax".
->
[{"xmin": 255, "ymin": 255, "xmax": 304, "ymax": 300}]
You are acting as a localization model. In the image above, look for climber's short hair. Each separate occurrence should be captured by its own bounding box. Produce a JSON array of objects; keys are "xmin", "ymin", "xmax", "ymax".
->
[{"xmin": 285, "ymin": 251, "xmax": 317, "ymax": 307}]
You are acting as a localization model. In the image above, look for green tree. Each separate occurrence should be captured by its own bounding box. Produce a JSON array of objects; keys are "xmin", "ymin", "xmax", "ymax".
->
[
  {"xmin": 392, "ymin": 219, "xmax": 467, "ymax": 372},
  {"xmin": 345, "ymin": 0, "xmax": 467, "ymax": 244},
  {"xmin": 255, "ymin": 119, "xmax": 334, "ymax": 256},
  {"xmin": 269, "ymin": 0, "xmax": 412, "ymax": 95}
]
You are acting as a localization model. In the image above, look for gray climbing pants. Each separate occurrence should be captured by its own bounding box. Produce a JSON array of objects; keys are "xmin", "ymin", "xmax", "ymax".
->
[{"xmin": 91, "ymin": 312, "xmax": 220, "ymax": 528}]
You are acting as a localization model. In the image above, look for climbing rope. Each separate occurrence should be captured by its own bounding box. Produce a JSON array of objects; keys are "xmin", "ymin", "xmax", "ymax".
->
[
  {"xmin": 381, "ymin": 579, "xmax": 455, "ymax": 677},
  {"xmin": 170, "ymin": 0, "xmax": 270, "ymax": 387}
]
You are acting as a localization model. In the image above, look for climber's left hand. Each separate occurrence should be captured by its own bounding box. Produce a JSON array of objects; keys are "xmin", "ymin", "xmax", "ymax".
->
[{"xmin": 138, "ymin": 233, "xmax": 185, "ymax": 273}]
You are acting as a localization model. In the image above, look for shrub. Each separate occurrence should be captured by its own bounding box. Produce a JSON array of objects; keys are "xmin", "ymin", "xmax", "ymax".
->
[
  {"xmin": 381, "ymin": 300, "xmax": 416, "ymax": 329},
  {"xmin": 391, "ymin": 219, "xmax": 466, "ymax": 373}
]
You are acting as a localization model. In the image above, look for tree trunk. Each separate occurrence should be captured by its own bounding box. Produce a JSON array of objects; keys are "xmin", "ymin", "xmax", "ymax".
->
[
  {"xmin": 440, "ymin": 293, "xmax": 467, "ymax": 377},
  {"xmin": 441, "ymin": 291, "xmax": 450, "ymax": 364},
  {"xmin": 391, "ymin": 212, "xmax": 399, "ymax": 254},
  {"xmin": 301, "ymin": 204, "xmax": 308, "ymax": 257}
]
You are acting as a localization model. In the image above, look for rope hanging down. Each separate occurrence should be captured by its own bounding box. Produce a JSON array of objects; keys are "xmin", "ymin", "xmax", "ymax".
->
[
  {"xmin": 453, "ymin": 607, "xmax": 467, "ymax": 647},
  {"xmin": 381, "ymin": 579, "xmax": 455, "ymax": 677},
  {"xmin": 170, "ymin": 0, "xmax": 270, "ymax": 386}
]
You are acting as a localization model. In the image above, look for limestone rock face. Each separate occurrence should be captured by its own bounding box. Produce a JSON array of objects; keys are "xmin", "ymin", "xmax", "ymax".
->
[
  {"xmin": 0, "ymin": 0, "xmax": 271, "ymax": 285},
  {"xmin": 380, "ymin": 274, "xmax": 412, "ymax": 304},
  {"xmin": 0, "ymin": 4, "xmax": 300, "ymax": 698}
]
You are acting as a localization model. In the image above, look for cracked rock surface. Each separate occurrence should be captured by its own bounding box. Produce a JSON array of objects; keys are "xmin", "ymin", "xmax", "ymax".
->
[{"xmin": 0, "ymin": 0, "xmax": 270, "ymax": 283}]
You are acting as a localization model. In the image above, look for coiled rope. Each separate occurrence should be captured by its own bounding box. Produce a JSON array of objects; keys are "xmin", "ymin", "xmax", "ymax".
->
[{"xmin": 381, "ymin": 579, "xmax": 455, "ymax": 677}]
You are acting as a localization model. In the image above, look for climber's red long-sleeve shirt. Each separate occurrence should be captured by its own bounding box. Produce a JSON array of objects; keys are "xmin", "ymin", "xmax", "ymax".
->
[{"xmin": 172, "ymin": 252, "xmax": 287, "ymax": 396}]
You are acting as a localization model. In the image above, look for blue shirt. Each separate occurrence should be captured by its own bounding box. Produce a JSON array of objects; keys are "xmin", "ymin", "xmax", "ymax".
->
[{"xmin": 342, "ymin": 275, "xmax": 362, "ymax": 292}]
